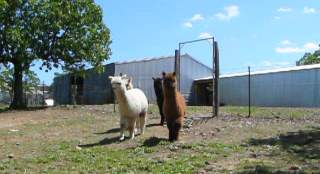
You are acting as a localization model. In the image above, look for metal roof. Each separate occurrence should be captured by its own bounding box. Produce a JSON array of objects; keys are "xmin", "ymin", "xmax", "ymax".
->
[
  {"xmin": 194, "ymin": 63, "xmax": 320, "ymax": 81},
  {"xmin": 114, "ymin": 55, "xmax": 178, "ymax": 65},
  {"xmin": 113, "ymin": 53, "xmax": 212, "ymax": 70}
]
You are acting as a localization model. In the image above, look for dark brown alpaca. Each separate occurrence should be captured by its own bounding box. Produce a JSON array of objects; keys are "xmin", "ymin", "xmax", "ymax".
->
[
  {"xmin": 152, "ymin": 77, "xmax": 165, "ymax": 125},
  {"xmin": 162, "ymin": 72, "xmax": 186, "ymax": 141}
]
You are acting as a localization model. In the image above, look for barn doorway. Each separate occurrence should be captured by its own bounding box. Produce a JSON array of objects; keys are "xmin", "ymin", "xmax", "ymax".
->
[
  {"xmin": 194, "ymin": 80, "xmax": 213, "ymax": 106},
  {"xmin": 70, "ymin": 75, "xmax": 84, "ymax": 105}
]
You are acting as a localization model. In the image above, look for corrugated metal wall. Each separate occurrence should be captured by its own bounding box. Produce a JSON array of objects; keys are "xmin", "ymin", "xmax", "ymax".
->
[
  {"xmin": 82, "ymin": 64, "xmax": 115, "ymax": 104},
  {"xmin": 53, "ymin": 54, "xmax": 212, "ymax": 105},
  {"xmin": 115, "ymin": 57, "xmax": 175, "ymax": 103},
  {"xmin": 114, "ymin": 54, "xmax": 212, "ymax": 104},
  {"xmin": 220, "ymin": 68, "xmax": 320, "ymax": 107},
  {"xmin": 53, "ymin": 74, "xmax": 71, "ymax": 105}
]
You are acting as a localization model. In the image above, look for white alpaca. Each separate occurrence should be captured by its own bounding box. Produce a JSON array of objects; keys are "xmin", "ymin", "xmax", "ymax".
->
[{"xmin": 109, "ymin": 75, "xmax": 148, "ymax": 141}]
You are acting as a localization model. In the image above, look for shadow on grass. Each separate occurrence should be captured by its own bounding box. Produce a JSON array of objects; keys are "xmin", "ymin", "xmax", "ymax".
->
[
  {"xmin": 78, "ymin": 136, "xmax": 120, "ymax": 148},
  {"xmin": 0, "ymin": 107, "xmax": 10, "ymax": 113},
  {"xmin": 248, "ymin": 127, "xmax": 320, "ymax": 160},
  {"xmin": 236, "ymin": 165, "xmax": 307, "ymax": 174},
  {"xmin": 0, "ymin": 106, "xmax": 48, "ymax": 113},
  {"xmin": 146, "ymin": 123, "xmax": 162, "ymax": 127},
  {"xmin": 95, "ymin": 123, "xmax": 162, "ymax": 135},
  {"xmin": 142, "ymin": 136, "xmax": 167, "ymax": 147},
  {"xmin": 94, "ymin": 128, "xmax": 120, "ymax": 134}
]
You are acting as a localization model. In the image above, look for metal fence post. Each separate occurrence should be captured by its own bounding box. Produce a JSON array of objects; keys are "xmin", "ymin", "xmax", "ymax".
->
[
  {"xmin": 214, "ymin": 41, "xmax": 220, "ymax": 117},
  {"xmin": 248, "ymin": 66, "xmax": 251, "ymax": 117},
  {"xmin": 175, "ymin": 49, "xmax": 180, "ymax": 91}
]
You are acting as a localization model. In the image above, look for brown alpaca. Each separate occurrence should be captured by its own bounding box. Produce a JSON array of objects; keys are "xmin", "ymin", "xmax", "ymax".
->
[{"xmin": 162, "ymin": 72, "xmax": 186, "ymax": 141}]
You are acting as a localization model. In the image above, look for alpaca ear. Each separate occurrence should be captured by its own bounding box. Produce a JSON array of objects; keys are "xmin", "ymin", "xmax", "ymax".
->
[
  {"xmin": 152, "ymin": 77, "xmax": 155, "ymax": 80},
  {"xmin": 128, "ymin": 77, "xmax": 132, "ymax": 83},
  {"xmin": 172, "ymin": 72, "xmax": 176, "ymax": 76},
  {"xmin": 119, "ymin": 73, "xmax": 122, "ymax": 76},
  {"xmin": 108, "ymin": 76, "xmax": 114, "ymax": 80},
  {"xmin": 162, "ymin": 72, "xmax": 166, "ymax": 77}
]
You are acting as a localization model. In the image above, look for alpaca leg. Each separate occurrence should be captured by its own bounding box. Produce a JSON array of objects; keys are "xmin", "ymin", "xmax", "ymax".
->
[
  {"xmin": 172, "ymin": 122, "xmax": 182, "ymax": 141},
  {"xmin": 158, "ymin": 104, "xmax": 164, "ymax": 126},
  {"xmin": 135, "ymin": 115, "xmax": 141, "ymax": 135},
  {"xmin": 119, "ymin": 123, "xmax": 125, "ymax": 141},
  {"xmin": 168, "ymin": 128, "xmax": 174, "ymax": 142},
  {"xmin": 160, "ymin": 113, "xmax": 165, "ymax": 126},
  {"xmin": 128, "ymin": 118, "xmax": 136, "ymax": 140},
  {"xmin": 119, "ymin": 116, "xmax": 126, "ymax": 141},
  {"xmin": 167, "ymin": 121, "xmax": 174, "ymax": 142},
  {"xmin": 139, "ymin": 112, "xmax": 147, "ymax": 135}
]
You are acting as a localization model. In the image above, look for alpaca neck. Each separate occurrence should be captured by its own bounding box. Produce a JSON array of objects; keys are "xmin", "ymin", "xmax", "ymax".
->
[
  {"xmin": 114, "ymin": 88, "xmax": 128, "ymax": 104},
  {"xmin": 164, "ymin": 88, "xmax": 178, "ymax": 103},
  {"xmin": 155, "ymin": 88, "xmax": 164, "ymax": 99}
]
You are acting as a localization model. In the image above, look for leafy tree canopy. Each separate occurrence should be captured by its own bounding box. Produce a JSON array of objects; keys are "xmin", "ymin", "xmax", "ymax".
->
[
  {"xmin": 0, "ymin": 0, "xmax": 112, "ymax": 108},
  {"xmin": 296, "ymin": 46, "xmax": 320, "ymax": 66}
]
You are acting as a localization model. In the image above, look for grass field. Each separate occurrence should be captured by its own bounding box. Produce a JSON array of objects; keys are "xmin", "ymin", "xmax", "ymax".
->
[{"xmin": 0, "ymin": 104, "xmax": 319, "ymax": 173}]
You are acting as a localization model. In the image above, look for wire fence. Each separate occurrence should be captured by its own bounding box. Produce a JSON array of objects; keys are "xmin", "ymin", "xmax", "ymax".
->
[
  {"xmin": 0, "ymin": 83, "xmax": 50, "ymax": 107},
  {"xmin": 218, "ymin": 64, "xmax": 320, "ymax": 117}
]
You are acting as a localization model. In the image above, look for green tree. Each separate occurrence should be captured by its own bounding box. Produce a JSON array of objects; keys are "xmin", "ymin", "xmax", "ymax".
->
[
  {"xmin": 296, "ymin": 47, "xmax": 320, "ymax": 66},
  {"xmin": 0, "ymin": 66, "xmax": 40, "ymax": 102},
  {"xmin": 0, "ymin": 0, "xmax": 111, "ymax": 109}
]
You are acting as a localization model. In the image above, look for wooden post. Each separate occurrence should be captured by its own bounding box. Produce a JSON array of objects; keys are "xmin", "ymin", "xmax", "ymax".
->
[
  {"xmin": 113, "ymin": 96, "xmax": 116, "ymax": 112},
  {"xmin": 175, "ymin": 49, "xmax": 180, "ymax": 91},
  {"xmin": 42, "ymin": 81, "xmax": 45, "ymax": 106},
  {"xmin": 214, "ymin": 41, "xmax": 220, "ymax": 117}
]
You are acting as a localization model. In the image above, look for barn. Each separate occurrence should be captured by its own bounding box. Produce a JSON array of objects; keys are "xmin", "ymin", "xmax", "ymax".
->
[
  {"xmin": 194, "ymin": 64, "xmax": 320, "ymax": 107},
  {"xmin": 52, "ymin": 54, "xmax": 212, "ymax": 105}
]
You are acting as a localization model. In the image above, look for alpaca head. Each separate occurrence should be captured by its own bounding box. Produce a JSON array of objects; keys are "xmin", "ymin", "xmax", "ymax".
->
[
  {"xmin": 152, "ymin": 77, "xmax": 163, "ymax": 92},
  {"xmin": 109, "ymin": 74, "xmax": 132, "ymax": 92},
  {"xmin": 162, "ymin": 72, "xmax": 177, "ymax": 90},
  {"xmin": 126, "ymin": 77, "xmax": 133, "ymax": 90}
]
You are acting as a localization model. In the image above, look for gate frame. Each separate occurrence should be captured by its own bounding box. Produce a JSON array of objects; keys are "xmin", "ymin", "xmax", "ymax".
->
[{"xmin": 175, "ymin": 37, "xmax": 220, "ymax": 117}]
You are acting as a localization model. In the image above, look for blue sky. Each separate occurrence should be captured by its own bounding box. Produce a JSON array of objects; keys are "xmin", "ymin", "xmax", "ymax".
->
[{"xmin": 34, "ymin": 0, "xmax": 320, "ymax": 85}]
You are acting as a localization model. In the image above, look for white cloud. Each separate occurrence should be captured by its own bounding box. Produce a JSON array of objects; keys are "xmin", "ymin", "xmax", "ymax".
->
[
  {"xmin": 190, "ymin": 14, "xmax": 204, "ymax": 22},
  {"xmin": 274, "ymin": 16, "xmax": 281, "ymax": 20},
  {"xmin": 281, "ymin": 40, "xmax": 292, "ymax": 45},
  {"xmin": 277, "ymin": 61, "xmax": 292, "ymax": 66},
  {"xmin": 276, "ymin": 42, "xmax": 319, "ymax": 53},
  {"xmin": 304, "ymin": 42, "xmax": 319, "ymax": 50},
  {"xmin": 199, "ymin": 32, "xmax": 213, "ymax": 39},
  {"xmin": 245, "ymin": 60, "xmax": 293, "ymax": 69},
  {"xmin": 183, "ymin": 22, "xmax": 193, "ymax": 28},
  {"xmin": 304, "ymin": 6, "xmax": 316, "ymax": 14},
  {"xmin": 277, "ymin": 7, "xmax": 292, "ymax": 12},
  {"xmin": 276, "ymin": 47, "xmax": 305, "ymax": 53},
  {"xmin": 183, "ymin": 14, "xmax": 204, "ymax": 28},
  {"xmin": 261, "ymin": 61, "xmax": 273, "ymax": 67},
  {"xmin": 215, "ymin": 5, "xmax": 240, "ymax": 21},
  {"xmin": 260, "ymin": 60, "xmax": 292, "ymax": 68}
]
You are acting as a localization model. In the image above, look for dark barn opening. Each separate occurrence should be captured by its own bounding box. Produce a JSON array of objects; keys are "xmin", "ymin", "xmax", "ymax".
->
[
  {"xmin": 194, "ymin": 80, "xmax": 213, "ymax": 106},
  {"xmin": 70, "ymin": 76, "xmax": 84, "ymax": 105}
]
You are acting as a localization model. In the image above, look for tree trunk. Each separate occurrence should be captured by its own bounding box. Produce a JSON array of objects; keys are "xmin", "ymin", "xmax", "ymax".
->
[{"xmin": 10, "ymin": 62, "xmax": 26, "ymax": 109}]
